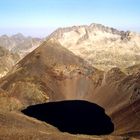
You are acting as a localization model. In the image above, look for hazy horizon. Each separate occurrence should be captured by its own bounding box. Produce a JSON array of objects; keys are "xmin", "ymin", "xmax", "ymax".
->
[{"xmin": 0, "ymin": 0, "xmax": 140, "ymax": 37}]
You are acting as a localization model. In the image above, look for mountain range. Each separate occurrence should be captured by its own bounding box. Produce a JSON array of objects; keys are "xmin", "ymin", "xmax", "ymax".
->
[
  {"xmin": 48, "ymin": 23, "xmax": 140, "ymax": 70},
  {"xmin": 0, "ymin": 46, "xmax": 19, "ymax": 77},
  {"xmin": 0, "ymin": 23, "xmax": 140, "ymax": 140},
  {"xmin": 0, "ymin": 34, "xmax": 42, "ymax": 77},
  {"xmin": 0, "ymin": 33, "xmax": 42, "ymax": 55}
]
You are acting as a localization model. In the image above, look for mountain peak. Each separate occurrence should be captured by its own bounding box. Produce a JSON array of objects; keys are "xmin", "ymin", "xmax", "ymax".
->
[
  {"xmin": 0, "ymin": 34, "xmax": 9, "ymax": 38},
  {"xmin": 11, "ymin": 33, "xmax": 25, "ymax": 39},
  {"xmin": 48, "ymin": 23, "xmax": 140, "ymax": 71}
]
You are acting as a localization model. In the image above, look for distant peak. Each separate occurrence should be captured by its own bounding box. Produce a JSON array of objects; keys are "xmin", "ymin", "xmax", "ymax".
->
[
  {"xmin": 0, "ymin": 34, "xmax": 9, "ymax": 38},
  {"xmin": 89, "ymin": 23, "xmax": 104, "ymax": 27},
  {"xmin": 12, "ymin": 33, "xmax": 24, "ymax": 39},
  {"xmin": 50, "ymin": 22, "xmax": 127, "ymax": 38}
]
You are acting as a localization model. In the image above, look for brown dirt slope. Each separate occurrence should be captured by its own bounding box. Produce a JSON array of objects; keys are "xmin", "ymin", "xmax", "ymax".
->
[{"xmin": 0, "ymin": 40, "xmax": 140, "ymax": 139}]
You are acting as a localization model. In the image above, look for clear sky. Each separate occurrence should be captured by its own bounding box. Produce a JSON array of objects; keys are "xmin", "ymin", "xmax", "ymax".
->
[{"xmin": 0, "ymin": 0, "xmax": 140, "ymax": 37}]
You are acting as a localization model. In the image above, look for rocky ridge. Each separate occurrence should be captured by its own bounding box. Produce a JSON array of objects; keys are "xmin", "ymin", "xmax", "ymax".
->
[{"xmin": 48, "ymin": 23, "xmax": 140, "ymax": 70}]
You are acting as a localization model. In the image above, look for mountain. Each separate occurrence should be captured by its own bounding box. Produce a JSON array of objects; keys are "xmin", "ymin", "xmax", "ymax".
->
[
  {"xmin": 0, "ymin": 40, "xmax": 113, "ymax": 140},
  {"xmin": 125, "ymin": 64, "xmax": 140, "ymax": 74},
  {"xmin": 0, "ymin": 46, "xmax": 20, "ymax": 78},
  {"xmin": 112, "ymin": 98, "xmax": 140, "ymax": 137},
  {"xmin": 0, "ymin": 33, "xmax": 42, "ymax": 56},
  {"xmin": 92, "ymin": 67, "xmax": 140, "ymax": 136},
  {"xmin": 0, "ymin": 24, "xmax": 140, "ymax": 139},
  {"xmin": 0, "ymin": 39, "xmax": 140, "ymax": 139},
  {"xmin": 0, "ymin": 33, "xmax": 42, "ymax": 77},
  {"xmin": 0, "ymin": 39, "xmax": 103, "ymax": 107},
  {"xmin": 48, "ymin": 23, "xmax": 140, "ymax": 70}
]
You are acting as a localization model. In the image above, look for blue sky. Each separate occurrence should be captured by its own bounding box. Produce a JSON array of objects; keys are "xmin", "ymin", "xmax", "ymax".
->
[{"xmin": 0, "ymin": 0, "xmax": 140, "ymax": 37}]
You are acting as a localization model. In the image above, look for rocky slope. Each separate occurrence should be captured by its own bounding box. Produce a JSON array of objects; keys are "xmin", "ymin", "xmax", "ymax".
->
[
  {"xmin": 0, "ymin": 40, "xmax": 140, "ymax": 139},
  {"xmin": 112, "ymin": 98, "xmax": 140, "ymax": 138},
  {"xmin": 91, "ymin": 67, "xmax": 140, "ymax": 137},
  {"xmin": 0, "ymin": 39, "xmax": 103, "ymax": 107},
  {"xmin": 48, "ymin": 23, "xmax": 140, "ymax": 70}
]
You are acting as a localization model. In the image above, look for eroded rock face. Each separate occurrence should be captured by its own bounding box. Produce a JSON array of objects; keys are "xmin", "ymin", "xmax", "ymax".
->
[
  {"xmin": 22, "ymin": 100, "xmax": 114, "ymax": 135},
  {"xmin": 48, "ymin": 23, "xmax": 140, "ymax": 71}
]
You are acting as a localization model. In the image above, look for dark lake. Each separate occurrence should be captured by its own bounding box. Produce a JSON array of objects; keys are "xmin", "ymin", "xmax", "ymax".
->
[{"xmin": 22, "ymin": 100, "xmax": 114, "ymax": 135}]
